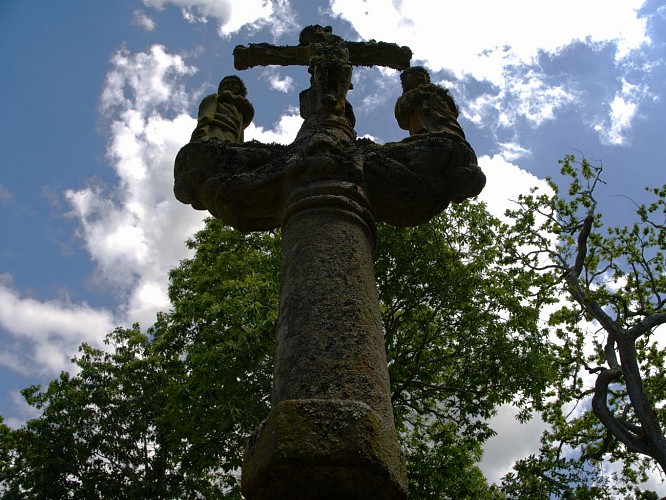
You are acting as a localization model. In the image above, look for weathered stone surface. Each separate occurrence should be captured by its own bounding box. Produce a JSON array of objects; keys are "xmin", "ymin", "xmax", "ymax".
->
[
  {"xmin": 174, "ymin": 24, "xmax": 486, "ymax": 499},
  {"xmin": 395, "ymin": 66, "xmax": 465, "ymax": 139},
  {"xmin": 174, "ymin": 131, "xmax": 484, "ymax": 231},
  {"xmin": 190, "ymin": 75, "xmax": 254, "ymax": 144},
  {"xmin": 174, "ymin": 140, "xmax": 287, "ymax": 231},
  {"xmin": 242, "ymin": 171, "xmax": 407, "ymax": 498},
  {"xmin": 241, "ymin": 400, "xmax": 408, "ymax": 500},
  {"xmin": 233, "ymin": 25, "xmax": 412, "ymax": 72},
  {"xmin": 362, "ymin": 132, "xmax": 485, "ymax": 226}
]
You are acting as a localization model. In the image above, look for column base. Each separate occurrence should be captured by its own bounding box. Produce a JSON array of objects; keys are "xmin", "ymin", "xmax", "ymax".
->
[{"xmin": 241, "ymin": 399, "xmax": 408, "ymax": 499}]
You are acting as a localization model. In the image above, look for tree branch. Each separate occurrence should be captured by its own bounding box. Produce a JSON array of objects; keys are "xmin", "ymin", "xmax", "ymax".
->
[
  {"xmin": 627, "ymin": 312, "xmax": 666, "ymax": 341},
  {"xmin": 591, "ymin": 366, "xmax": 652, "ymax": 457},
  {"xmin": 616, "ymin": 338, "xmax": 666, "ymax": 469},
  {"xmin": 564, "ymin": 211, "xmax": 620, "ymax": 337}
]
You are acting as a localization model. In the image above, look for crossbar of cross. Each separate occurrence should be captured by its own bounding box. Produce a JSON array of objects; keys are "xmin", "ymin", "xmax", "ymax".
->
[{"xmin": 233, "ymin": 32, "xmax": 412, "ymax": 71}]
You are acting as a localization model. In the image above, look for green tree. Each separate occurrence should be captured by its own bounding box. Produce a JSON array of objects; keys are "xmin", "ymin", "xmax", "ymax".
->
[
  {"xmin": 2, "ymin": 325, "xmax": 191, "ymax": 499},
  {"xmin": 375, "ymin": 202, "xmax": 554, "ymax": 497},
  {"xmin": 0, "ymin": 417, "xmax": 13, "ymax": 485},
  {"xmin": 500, "ymin": 155, "xmax": 666, "ymax": 498},
  {"xmin": 1, "ymin": 201, "xmax": 554, "ymax": 498}
]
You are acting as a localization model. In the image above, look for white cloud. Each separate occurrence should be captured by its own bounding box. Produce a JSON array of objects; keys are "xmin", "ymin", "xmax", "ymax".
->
[
  {"xmin": 593, "ymin": 78, "xmax": 650, "ymax": 146},
  {"xmin": 0, "ymin": 42, "xmax": 308, "ymax": 386},
  {"xmin": 476, "ymin": 154, "xmax": 549, "ymax": 222},
  {"xmin": 0, "ymin": 283, "xmax": 115, "ymax": 375},
  {"xmin": 4, "ymin": 391, "xmax": 42, "ymax": 429},
  {"xmin": 496, "ymin": 142, "xmax": 531, "ymax": 162},
  {"xmin": 133, "ymin": 9, "xmax": 156, "ymax": 31},
  {"xmin": 350, "ymin": 67, "xmax": 401, "ymax": 118},
  {"xmin": 330, "ymin": 0, "xmax": 648, "ymax": 81},
  {"xmin": 100, "ymin": 45, "xmax": 195, "ymax": 117},
  {"xmin": 480, "ymin": 404, "xmax": 548, "ymax": 485},
  {"xmin": 245, "ymin": 107, "xmax": 303, "ymax": 144},
  {"xmin": 0, "ymin": 42, "xmax": 311, "ymax": 419},
  {"xmin": 329, "ymin": 0, "xmax": 649, "ymax": 138},
  {"xmin": 262, "ymin": 70, "xmax": 295, "ymax": 93},
  {"xmin": 472, "ymin": 157, "xmax": 556, "ymax": 485},
  {"xmin": 143, "ymin": 0, "xmax": 230, "ymax": 24},
  {"xmin": 68, "ymin": 46, "xmax": 207, "ymax": 328},
  {"xmin": 143, "ymin": 0, "xmax": 297, "ymax": 37},
  {"xmin": 0, "ymin": 184, "xmax": 12, "ymax": 202},
  {"xmin": 465, "ymin": 69, "xmax": 577, "ymax": 132},
  {"xmin": 595, "ymin": 94, "xmax": 637, "ymax": 146}
]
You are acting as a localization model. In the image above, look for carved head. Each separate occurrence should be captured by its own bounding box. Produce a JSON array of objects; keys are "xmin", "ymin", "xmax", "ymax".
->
[
  {"xmin": 400, "ymin": 66, "xmax": 430, "ymax": 92},
  {"xmin": 218, "ymin": 75, "xmax": 247, "ymax": 97}
]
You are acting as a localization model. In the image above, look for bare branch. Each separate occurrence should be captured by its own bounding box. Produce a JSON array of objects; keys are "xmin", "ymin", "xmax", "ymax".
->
[
  {"xmin": 563, "ymin": 209, "xmax": 620, "ymax": 337},
  {"xmin": 628, "ymin": 312, "xmax": 666, "ymax": 341}
]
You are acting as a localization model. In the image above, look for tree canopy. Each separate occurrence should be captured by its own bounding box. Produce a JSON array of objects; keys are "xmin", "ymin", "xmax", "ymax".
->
[
  {"xmin": 501, "ymin": 156, "xmax": 666, "ymax": 498},
  {"xmin": 1, "ymin": 156, "xmax": 664, "ymax": 498}
]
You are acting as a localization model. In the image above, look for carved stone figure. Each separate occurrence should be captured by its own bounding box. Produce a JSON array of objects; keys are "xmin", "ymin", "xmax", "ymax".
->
[
  {"xmin": 174, "ymin": 25, "xmax": 485, "ymax": 500},
  {"xmin": 190, "ymin": 75, "xmax": 254, "ymax": 143},
  {"xmin": 395, "ymin": 65, "xmax": 466, "ymax": 139}
]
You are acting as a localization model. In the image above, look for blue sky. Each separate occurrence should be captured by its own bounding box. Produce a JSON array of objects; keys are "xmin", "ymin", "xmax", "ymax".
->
[{"xmin": 1, "ymin": 0, "xmax": 665, "ymax": 488}]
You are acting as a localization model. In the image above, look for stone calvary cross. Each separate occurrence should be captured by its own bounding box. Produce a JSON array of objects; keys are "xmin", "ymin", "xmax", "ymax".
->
[{"xmin": 174, "ymin": 25, "xmax": 485, "ymax": 499}]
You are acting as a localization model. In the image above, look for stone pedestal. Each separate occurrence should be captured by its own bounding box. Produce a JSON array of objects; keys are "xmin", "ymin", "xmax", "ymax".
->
[
  {"xmin": 241, "ymin": 178, "xmax": 408, "ymax": 499},
  {"xmin": 241, "ymin": 400, "xmax": 407, "ymax": 499}
]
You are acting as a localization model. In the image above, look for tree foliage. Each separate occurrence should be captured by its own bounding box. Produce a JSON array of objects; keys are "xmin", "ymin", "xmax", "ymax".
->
[
  {"xmin": 0, "ymin": 197, "xmax": 555, "ymax": 498},
  {"xmin": 500, "ymin": 155, "xmax": 666, "ymax": 498},
  {"xmin": 1, "ymin": 326, "xmax": 180, "ymax": 498},
  {"xmin": 4, "ymin": 157, "xmax": 664, "ymax": 498},
  {"xmin": 375, "ymin": 202, "xmax": 554, "ymax": 497}
]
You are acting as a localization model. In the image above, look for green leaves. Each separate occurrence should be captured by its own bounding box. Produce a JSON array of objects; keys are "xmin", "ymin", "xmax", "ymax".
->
[
  {"xmin": 374, "ymin": 200, "xmax": 556, "ymax": 494},
  {"xmin": 500, "ymin": 155, "xmax": 666, "ymax": 497},
  {"xmin": 0, "ymin": 191, "xmax": 587, "ymax": 497}
]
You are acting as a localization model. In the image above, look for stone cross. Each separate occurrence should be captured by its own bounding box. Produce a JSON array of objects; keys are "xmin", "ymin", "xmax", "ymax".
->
[{"xmin": 174, "ymin": 25, "xmax": 485, "ymax": 499}]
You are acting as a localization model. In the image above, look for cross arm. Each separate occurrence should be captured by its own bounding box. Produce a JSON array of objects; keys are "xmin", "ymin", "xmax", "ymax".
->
[
  {"xmin": 233, "ymin": 43, "xmax": 312, "ymax": 70},
  {"xmin": 346, "ymin": 41, "xmax": 412, "ymax": 70},
  {"xmin": 234, "ymin": 40, "xmax": 412, "ymax": 71}
]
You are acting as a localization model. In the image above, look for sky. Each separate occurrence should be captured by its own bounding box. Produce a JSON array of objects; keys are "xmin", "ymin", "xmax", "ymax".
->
[{"xmin": 1, "ymin": 0, "xmax": 665, "ymax": 490}]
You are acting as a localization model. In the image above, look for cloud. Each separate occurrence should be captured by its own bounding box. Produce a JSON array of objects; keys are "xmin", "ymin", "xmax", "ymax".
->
[
  {"xmin": 476, "ymin": 153, "xmax": 549, "ymax": 222},
  {"xmin": 1, "ymin": 43, "xmax": 198, "ymax": 385},
  {"xmin": 496, "ymin": 142, "xmax": 531, "ymax": 162},
  {"xmin": 67, "ymin": 45, "xmax": 206, "ymax": 327},
  {"xmin": 0, "ymin": 184, "xmax": 12, "ymax": 203},
  {"xmin": 100, "ymin": 45, "xmax": 195, "ymax": 117},
  {"xmin": 245, "ymin": 107, "xmax": 303, "ymax": 144},
  {"xmin": 0, "ymin": 41, "xmax": 309, "ymax": 387},
  {"xmin": 133, "ymin": 9, "xmax": 156, "ymax": 31},
  {"xmin": 261, "ymin": 69, "xmax": 295, "ymax": 93},
  {"xmin": 330, "ymin": 0, "xmax": 648, "ymax": 80},
  {"xmin": 464, "ymin": 67, "xmax": 577, "ymax": 133},
  {"xmin": 0, "ymin": 42, "xmax": 311, "ymax": 424},
  {"xmin": 142, "ymin": 0, "xmax": 297, "ymax": 37},
  {"xmin": 479, "ymin": 404, "xmax": 548, "ymax": 485},
  {"xmin": 471, "ymin": 158, "xmax": 556, "ymax": 485},
  {"xmin": 0, "ymin": 283, "xmax": 115, "ymax": 375},
  {"xmin": 593, "ymin": 77, "xmax": 651, "ymax": 146},
  {"xmin": 351, "ymin": 67, "xmax": 402, "ymax": 118},
  {"xmin": 3, "ymin": 391, "xmax": 42, "ymax": 429},
  {"xmin": 329, "ymin": 0, "xmax": 651, "ymax": 142}
]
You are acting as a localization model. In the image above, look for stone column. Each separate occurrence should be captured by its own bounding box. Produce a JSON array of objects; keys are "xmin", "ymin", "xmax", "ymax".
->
[{"xmin": 241, "ymin": 159, "xmax": 408, "ymax": 499}]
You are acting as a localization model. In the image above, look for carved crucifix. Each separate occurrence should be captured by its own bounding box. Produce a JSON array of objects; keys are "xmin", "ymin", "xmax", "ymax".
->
[{"xmin": 174, "ymin": 25, "xmax": 485, "ymax": 499}]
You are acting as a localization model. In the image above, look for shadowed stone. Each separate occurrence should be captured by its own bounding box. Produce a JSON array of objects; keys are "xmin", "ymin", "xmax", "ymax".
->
[{"xmin": 174, "ymin": 24, "xmax": 485, "ymax": 499}]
